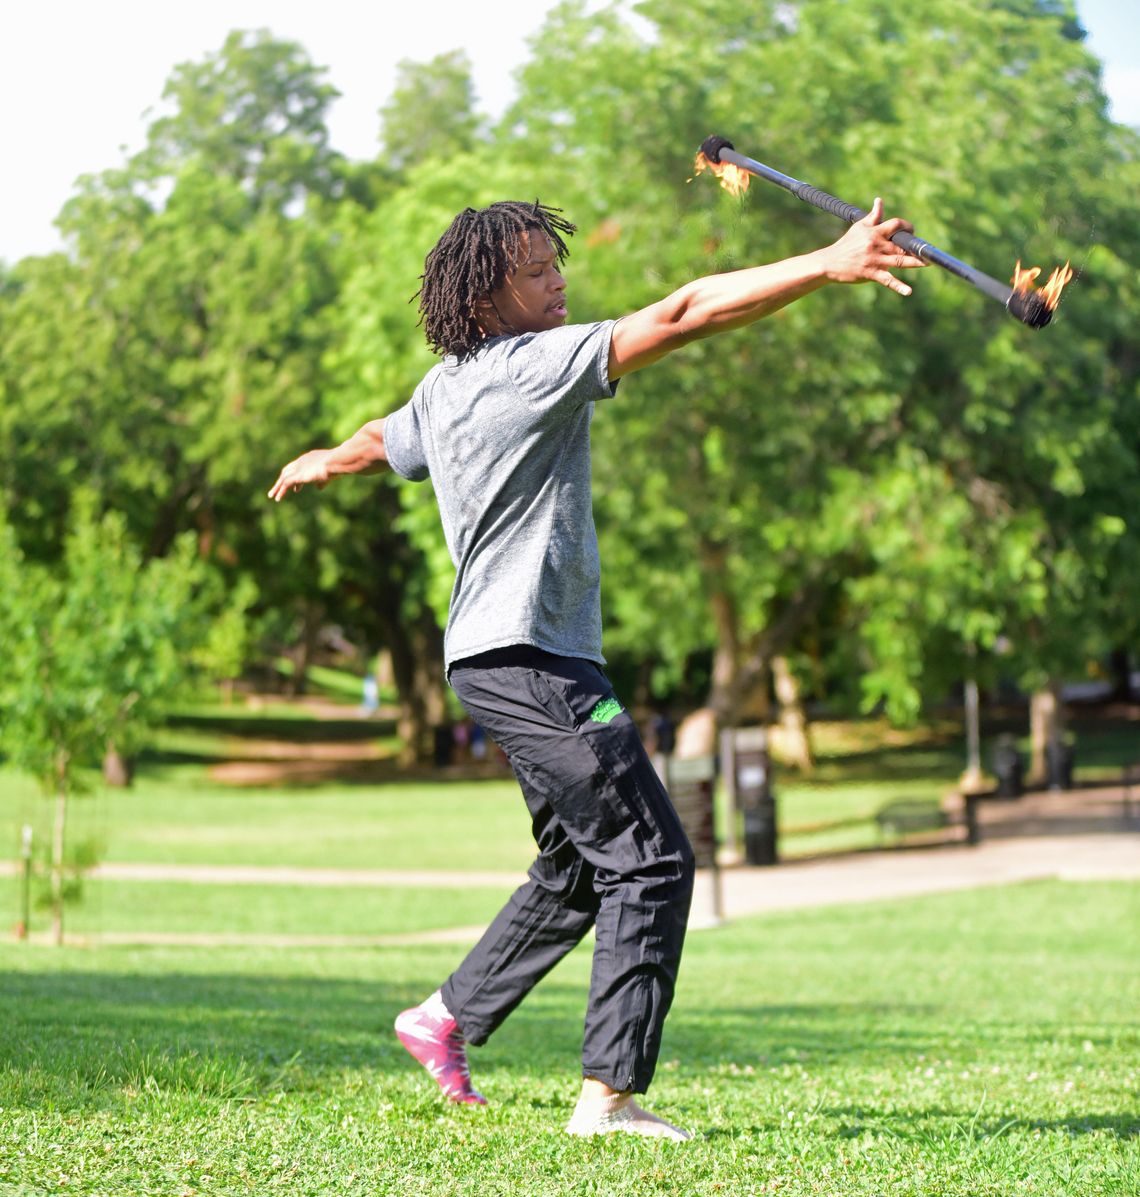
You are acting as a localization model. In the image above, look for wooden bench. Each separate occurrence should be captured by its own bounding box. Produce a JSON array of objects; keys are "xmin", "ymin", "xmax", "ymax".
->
[{"xmin": 875, "ymin": 799, "xmax": 950, "ymax": 843}]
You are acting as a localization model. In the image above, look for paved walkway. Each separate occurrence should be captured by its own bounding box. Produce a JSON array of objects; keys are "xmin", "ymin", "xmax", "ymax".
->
[{"xmin": 690, "ymin": 830, "xmax": 1140, "ymax": 928}]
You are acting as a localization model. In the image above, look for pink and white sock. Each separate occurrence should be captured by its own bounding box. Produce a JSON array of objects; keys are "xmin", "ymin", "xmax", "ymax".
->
[{"xmin": 394, "ymin": 990, "xmax": 486, "ymax": 1105}]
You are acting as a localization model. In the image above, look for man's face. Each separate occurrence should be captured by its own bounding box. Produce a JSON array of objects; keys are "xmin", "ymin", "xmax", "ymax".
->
[{"xmin": 480, "ymin": 230, "xmax": 567, "ymax": 335}]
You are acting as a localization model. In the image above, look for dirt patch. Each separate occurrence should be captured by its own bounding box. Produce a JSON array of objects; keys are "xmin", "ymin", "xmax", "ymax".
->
[{"xmin": 207, "ymin": 755, "xmax": 512, "ymax": 787}]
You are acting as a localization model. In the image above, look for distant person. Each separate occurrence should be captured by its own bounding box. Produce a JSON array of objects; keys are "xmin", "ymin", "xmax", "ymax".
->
[
  {"xmin": 269, "ymin": 197, "xmax": 924, "ymax": 1139},
  {"xmin": 468, "ymin": 722, "xmax": 487, "ymax": 762},
  {"xmin": 361, "ymin": 672, "xmax": 379, "ymax": 716}
]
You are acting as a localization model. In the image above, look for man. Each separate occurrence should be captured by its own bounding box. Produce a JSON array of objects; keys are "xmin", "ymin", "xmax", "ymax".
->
[{"xmin": 269, "ymin": 197, "xmax": 925, "ymax": 1139}]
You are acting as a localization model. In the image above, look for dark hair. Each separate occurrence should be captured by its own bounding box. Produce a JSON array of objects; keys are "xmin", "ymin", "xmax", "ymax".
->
[{"xmin": 415, "ymin": 200, "xmax": 576, "ymax": 360}]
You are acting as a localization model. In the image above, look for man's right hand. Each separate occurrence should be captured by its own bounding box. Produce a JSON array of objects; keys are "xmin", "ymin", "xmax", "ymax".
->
[
  {"xmin": 268, "ymin": 450, "xmax": 332, "ymax": 502},
  {"xmin": 817, "ymin": 198, "xmax": 927, "ymax": 296}
]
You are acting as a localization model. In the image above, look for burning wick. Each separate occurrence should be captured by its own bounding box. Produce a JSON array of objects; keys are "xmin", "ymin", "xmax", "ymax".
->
[
  {"xmin": 692, "ymin": 151, "xmax": 750, "ymax": 198},
  {"xmin": 1006, "ymin": 260, "xmax": 1074, "ymax": 329}
]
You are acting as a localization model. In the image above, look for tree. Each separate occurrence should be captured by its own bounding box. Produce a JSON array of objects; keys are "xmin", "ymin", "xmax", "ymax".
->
[
  {"xmin": 0, "ymin": 498, "xmax": 218, "ymax": 942},
  {"xmin": 0, "ymin": 33, "xmax": 355, "ymax": 696},
  {"xmin": 379, "ymin": 51, "xmax": 485, "ymax": 171},
  {"xmin": 141, "ymin": 28, "xmax": 345, "ymax": 208}
]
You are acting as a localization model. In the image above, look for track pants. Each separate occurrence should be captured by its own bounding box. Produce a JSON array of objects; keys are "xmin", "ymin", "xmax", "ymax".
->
[{"xmin": 442, "ymin": 646, "xmax": 695, "ymax": 1094}]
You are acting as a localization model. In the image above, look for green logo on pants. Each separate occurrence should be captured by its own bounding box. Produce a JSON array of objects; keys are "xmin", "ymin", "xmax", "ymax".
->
[{"xmin": 589, "ymin": 696, "xmax": 624, "ymax": 724}]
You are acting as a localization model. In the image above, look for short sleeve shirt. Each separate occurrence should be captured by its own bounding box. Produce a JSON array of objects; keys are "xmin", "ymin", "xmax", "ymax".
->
[{"xmin": 383, "ymin": 320, "xmax": 618, "ymax": 668}]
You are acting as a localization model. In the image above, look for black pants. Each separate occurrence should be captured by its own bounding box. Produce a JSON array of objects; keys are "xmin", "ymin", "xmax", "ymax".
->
[{"xmin": 442, "ymin": 647, "xmax": 695, "ymax": 1094}]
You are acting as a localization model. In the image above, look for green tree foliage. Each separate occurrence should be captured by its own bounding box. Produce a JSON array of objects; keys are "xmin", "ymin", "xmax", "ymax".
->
[
  {"xmin": 2, "ymin": 3, "xmax": 1136, "ymax": 761},
  {"xmin": 0, "ymin": 32, "xmax": 350, "ymax": 695},
  {"xmin": 141, "ymin": 29, "xmax": 345, "ymax": 207},
  {"xmin": 504, "ymin": 0, "xmax": 1140, "ymax": 723},
  {"xmin": 379, "ymin": 51, "xmax": 485, "ymax": 171},
  {"xmin": 0, "ymin": 497, "xmax": 222, "ymax": 941}
]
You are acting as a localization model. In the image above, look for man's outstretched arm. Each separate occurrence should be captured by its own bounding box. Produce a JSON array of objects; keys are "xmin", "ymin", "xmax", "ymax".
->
[
  {"xmin": 608, "ymin": 198, "xmax": 927, "ymax": 381},
  {"xmin": 268, "ymin": 418, "xmax": 390, "ymax": 502}
]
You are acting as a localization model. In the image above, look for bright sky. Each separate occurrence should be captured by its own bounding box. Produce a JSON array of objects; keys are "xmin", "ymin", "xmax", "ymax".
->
[{"xmin": 1, "ymin": 0, "xmax": 1136, "ymax": 265}]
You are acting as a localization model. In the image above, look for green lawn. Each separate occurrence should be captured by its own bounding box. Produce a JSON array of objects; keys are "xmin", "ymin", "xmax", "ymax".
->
[
  {"xmin": 59, "ymin": 880, "xmax": 511, "ymax": 939},
  {"xmin": 2, "ymin": 772, "xmax": 535, "ymax": 874},
  {"xmin": 1, "ymin": 880, "xmax": 1137, "ymax": 1195}
]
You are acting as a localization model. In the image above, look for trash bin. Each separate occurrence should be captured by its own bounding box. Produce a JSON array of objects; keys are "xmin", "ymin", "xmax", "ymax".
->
[
  {"xmin": 1046, "ymin": 740, "xmax": 1074, "ymax": 791},
  {"xmin": 992, "ymin": 737, "xmax": 1024, "ymax": 799},
  {"xmin": 734, "ymin": 727, "xmax": 777, "ymax": 866}
]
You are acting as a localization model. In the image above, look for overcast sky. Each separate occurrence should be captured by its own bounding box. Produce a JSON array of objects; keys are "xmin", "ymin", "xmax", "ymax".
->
[{"xmin": 1, "ymin": 0, "xmax": 1136, "ymax": 265}]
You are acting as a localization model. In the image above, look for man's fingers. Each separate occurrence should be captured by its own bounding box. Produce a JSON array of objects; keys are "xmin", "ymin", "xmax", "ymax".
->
[
  {"xmin": 883, "ymin": 250, "xmax": 927, "ymax": 271},
  {"xmin": 878, "ymin": 216, "xmax": 915, "ymax": 238},
  {"xmin": 877, "ymin": 270, "xmax": 913, "ymax": 297},
  {"xmin": 269, "ymin": 462, "xmax": 301, "ymax": 501},
  {"xmin": 862, "ymin": 196, "xmax": 885, "ymax": 225}
]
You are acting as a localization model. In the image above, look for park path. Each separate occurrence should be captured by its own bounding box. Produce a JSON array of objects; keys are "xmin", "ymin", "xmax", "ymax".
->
[{"xmin": 9, "ymin": 838, "xmax": 1140, "ymax": 948}]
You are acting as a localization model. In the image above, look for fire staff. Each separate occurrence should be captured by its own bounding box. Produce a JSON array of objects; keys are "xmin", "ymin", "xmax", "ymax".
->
[
  {"xmin": 268, "ymin": 196, "xmax": 925, "ymax": 1140},
  {"xmin": 695, "ymin": 134, "xmax": 1072, "ymax": 327}
]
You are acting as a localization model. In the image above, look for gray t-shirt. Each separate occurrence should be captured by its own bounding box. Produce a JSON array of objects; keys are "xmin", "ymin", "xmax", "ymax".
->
[{"xmin": 383, "ymin": 320, "xmax": 618, "ymax": 668}]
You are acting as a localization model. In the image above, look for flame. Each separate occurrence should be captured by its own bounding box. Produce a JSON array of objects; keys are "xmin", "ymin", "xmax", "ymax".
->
[
  {"xmin": 1039, "ymin": 261, "xmax": 1074, "ymax": 308},
  {"xmin": 1011, "ymin": 258, "xmax": 1073, "ymax": 312},
  {"xmin": 1011, "ymin": 261, "xmax": 1041, "ymax": 292},
  {"xmin": 692, "ymin": 150, "xmax": 750, "ymax": 198}
]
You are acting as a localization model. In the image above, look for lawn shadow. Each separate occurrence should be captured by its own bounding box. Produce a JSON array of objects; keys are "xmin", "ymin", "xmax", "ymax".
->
[
  {"xmin": 829, "ymin": 1104, "xmax": 1140, "ymax": 1141},
  {"xmin": 6, "ymin": 961, "xmax": 1116, "ymax": 1128},
  {"xmin": 4, "ymin": 966, "xmax": 955, "ymax": 1107},
  {"xmin": 655, "ymin": 1000, "xmax": 943, "ymax": 1071},
  {"xmin": 2, "ymin": 967, "xmax": 425, "ymax": 1101}
]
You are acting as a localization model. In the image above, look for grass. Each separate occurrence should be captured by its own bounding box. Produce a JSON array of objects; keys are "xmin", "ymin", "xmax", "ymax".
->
[
  {"xmin": 58, "ymin": 881, "xmax": 512, "ymax": 939},
  {"xmin": 2, "ymin": 707, "xmax": 1138, "ymax": 1193},
  {"xmin": 1, "ymin": 881, "xmax": 1138, "ymax": 1195},
  {"xmin": 2, "ymin": 772, "xmax": 534, "ymax": 874}
]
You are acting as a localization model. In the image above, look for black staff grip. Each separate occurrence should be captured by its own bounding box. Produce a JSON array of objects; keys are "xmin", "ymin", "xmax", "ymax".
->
[
  {"xmin": 792, "ymin": 184, "xmax": 866, "ymax": 226},
  {"xmin": 791, "ymin": 187, "xmax": 935, "ymax": 264},
  {"xmin": 890, "ymin": 230, "xmax": 929, "ymax": 256}
]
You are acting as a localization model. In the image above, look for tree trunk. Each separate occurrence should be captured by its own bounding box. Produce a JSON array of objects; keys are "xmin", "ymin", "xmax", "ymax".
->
[
  {"xmin": 382, "ymin": 607, "xmax": 448, "ymax": 766},
  {"xmin": 285, "ymin": 600, "xmax": 324, "ymax": 697},
  {"xmin": 738, "ymin": 666, "xmax": 772, "ymax": 725},
  {"xmin": 703, "ymin": 570, "xmax": 825, "ymax": 737},
  {"xmin": 705, "ymin": 577, "xmax": 740, "ymax": 725},
  {"xmin": 51, "ymin": 757, "xmax": 68, "ymax": 947},
  {"xmin": 1109, "ymin": 647, "xmax": 1134, "ymax": 702},
  {"xmin": 772, "ymin": 655, "xmax": 814, "ymax": 773},
  {"xmin": 1028, "ymin": 682, "xmax": 1064, "ymax": 785},
  {"xmin": 687, "ymin": 574, "xmax": 757, "ymax": 760},
  {"xmin": 102, "ymin": 744, "xmax": 134, "ymax": 787}
]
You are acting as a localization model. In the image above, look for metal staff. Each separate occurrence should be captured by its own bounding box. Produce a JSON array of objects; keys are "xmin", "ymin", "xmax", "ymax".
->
[{"xmin": 698, "ymin": 134, "xmax": 1069, "ymax": 329}]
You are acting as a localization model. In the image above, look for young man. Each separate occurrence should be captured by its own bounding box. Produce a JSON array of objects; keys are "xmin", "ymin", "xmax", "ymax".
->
[{"xmin": 269, "ymin": 197, "xmax": 925, "ymax": 1139}]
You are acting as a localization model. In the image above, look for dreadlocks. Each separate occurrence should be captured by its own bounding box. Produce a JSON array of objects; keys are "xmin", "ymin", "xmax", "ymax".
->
[{"xmin": 415, "ymin": 201, "xmax": 577, "ymax": 360}]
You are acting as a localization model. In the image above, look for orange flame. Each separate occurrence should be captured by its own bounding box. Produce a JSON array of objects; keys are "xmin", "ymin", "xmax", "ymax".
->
[
  {"xmin": 1011, "ymin": 259, "xmax": 1073, "ymax": 312},
  {"xmin": 692, "ymin": 150, "xmax": 751, "ymax": 198}
]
